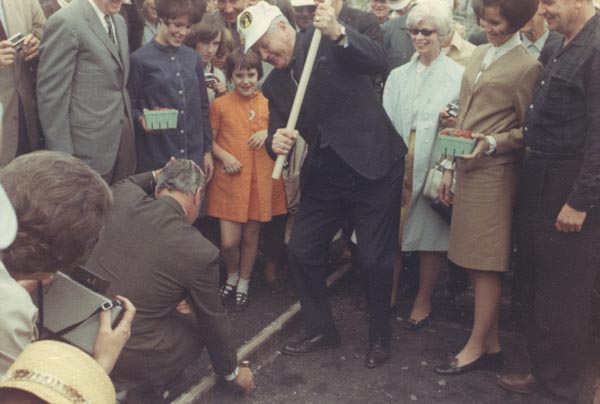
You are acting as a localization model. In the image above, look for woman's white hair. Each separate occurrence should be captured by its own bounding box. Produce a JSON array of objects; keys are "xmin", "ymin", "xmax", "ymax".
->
[{"xmin": 407, "ymin": 0, "xmax": 454, "ymax": 42}]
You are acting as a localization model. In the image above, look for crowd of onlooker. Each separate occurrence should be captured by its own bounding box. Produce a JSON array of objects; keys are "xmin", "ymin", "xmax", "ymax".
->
[{"xmin": 1, "ymin": 0, "xmax": 600, "ymax": 403}]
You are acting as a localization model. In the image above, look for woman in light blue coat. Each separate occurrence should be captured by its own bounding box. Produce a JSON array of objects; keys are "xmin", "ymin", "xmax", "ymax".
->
[{"xmin": 383, "ymin": 0, "xmax": 463, "ymax": 329}]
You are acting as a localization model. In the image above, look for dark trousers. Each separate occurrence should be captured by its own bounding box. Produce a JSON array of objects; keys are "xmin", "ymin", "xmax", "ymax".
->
[
  {"xmin": 517, "ymin": 156, "xmax": 600, "ymax": 401},
  {"xmin": 102, "ymin": 117, "xmax": 137, "ymax": 185},
  {"xmin": 288, "ymin": 147, "xmax": 404, "ymax": 345},
  {"xmin": 112, "ymin": 314, "xmax": 203, "ymax": 385}
]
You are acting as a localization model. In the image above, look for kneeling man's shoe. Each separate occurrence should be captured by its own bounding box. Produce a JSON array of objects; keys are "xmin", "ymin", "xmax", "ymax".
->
[
  {"xmin": 497, "ymin": 373, "xmax": 538, "ymax": 394},
  {"xmin": 282, "ymin": 333, "xmax": 341, "ymax": 356},
  {"xmin": 365, "ymin": 340, "xmax": 390, "ymax": 368}
]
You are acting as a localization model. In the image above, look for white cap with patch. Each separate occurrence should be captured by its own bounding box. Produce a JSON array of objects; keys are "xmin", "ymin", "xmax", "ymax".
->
[
  {"xmin": 238, "ymin": 2, "xmax": 284, "ymax": 53},
  {"xmin": 386, "ymin": 0, "xmax": 412, "ymax": 10},
  {"xmin": 290, "ymin": 0, "xmax": 315, "ymax": 7}
]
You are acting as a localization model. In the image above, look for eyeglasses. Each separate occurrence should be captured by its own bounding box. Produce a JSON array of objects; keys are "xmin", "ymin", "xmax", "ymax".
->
[{"xmin": 408, "ymin": 28, "xmax": 436, "ymax": 36}]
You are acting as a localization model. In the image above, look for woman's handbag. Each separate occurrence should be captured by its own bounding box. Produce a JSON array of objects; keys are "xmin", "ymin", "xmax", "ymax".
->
[
  {"xmin": 423, "ymin": 163, "xmax": 444, "ymax": 201},
  {"xmin": 423, "ymin": 162, "xmax": 455, "ymax": 224}
]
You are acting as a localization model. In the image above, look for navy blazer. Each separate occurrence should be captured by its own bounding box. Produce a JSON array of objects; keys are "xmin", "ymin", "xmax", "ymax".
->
[{"xmin": 263, "ymin": 26, "xmax": 407, "ymax": 181}]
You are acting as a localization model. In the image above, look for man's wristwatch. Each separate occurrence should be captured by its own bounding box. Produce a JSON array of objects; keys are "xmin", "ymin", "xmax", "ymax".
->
[
  {"xmin": 224, "ymin": 366, "xmax": 239, "ymax": 382},
  {"xmin": 484, "ymin": 135, "xmax": 497, "ymax": 156}
]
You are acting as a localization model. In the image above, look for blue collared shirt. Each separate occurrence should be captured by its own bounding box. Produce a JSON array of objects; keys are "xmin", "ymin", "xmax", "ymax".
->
[{"xmin": 128, "ymin": 39, "xmax": 212, "ymax": 172}]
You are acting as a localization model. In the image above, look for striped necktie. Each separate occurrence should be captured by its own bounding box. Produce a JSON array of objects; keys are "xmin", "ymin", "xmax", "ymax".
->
[{"xmin": 104, "ymin": 14, "xmax": 115, "ymax": 44}]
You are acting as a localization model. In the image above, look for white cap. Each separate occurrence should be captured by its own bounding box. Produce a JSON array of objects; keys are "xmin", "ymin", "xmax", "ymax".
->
[
  {"xmin": 238, "ymin": 2, "xmax": 283, "ymax": 52},
  {"xmin": 386, "ymin": 0, "xmax": 411, "ymax": 11},
  {"xmin": 0, "ymin": 184, "xmax": 17, "ymax": 250},
  {"xmin": 290, "ymin": 0, "xmax": 315, "ymax": 7}
]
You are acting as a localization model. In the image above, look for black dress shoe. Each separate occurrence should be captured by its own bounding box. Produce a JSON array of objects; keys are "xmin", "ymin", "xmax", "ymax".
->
[
  {"xmin": 404, "ymin": 313, "xmax": 431, "ymax": 331},
  {"xmin": 282, "ymin": 334, "xmax": 341, "ymax": 356},
  {"xmin": 434, "ymin": 354, "xmax": 493, "ymax": 376},
  {"xmin": 365, "ymin": 342, "xmax": 390, "ymax": 368}
]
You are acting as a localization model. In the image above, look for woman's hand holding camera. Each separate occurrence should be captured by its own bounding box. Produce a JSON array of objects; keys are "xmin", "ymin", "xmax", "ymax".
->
[
  {"xmin": 439, "ymin": 110, "xmax": 457, "ymax": 129},
  {"xmin": 0, "ymin": 41, "xmax": 16, "ymax": 66}
]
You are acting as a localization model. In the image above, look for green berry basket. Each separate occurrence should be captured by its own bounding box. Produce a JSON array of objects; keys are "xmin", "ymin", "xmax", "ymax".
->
[
  {"xmin": 438, "ymin": 130, "xmax": 477, "ymax": 157},
  {"xmin": 143, "ymin": 109, "xmax": 179, "ymax": 130}
]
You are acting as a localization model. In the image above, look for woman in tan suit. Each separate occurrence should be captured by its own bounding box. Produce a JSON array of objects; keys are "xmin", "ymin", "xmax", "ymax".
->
[{"xmin": 435, "ymin": 0, "xmax": 542, "ymax": 375}]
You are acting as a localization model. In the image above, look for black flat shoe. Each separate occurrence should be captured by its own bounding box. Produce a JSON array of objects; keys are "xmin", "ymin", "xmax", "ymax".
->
[
  {"xmin": 234, "ymin": 292, "xmax": 248, "ymax": 312},
  {"xmin": 365, "ymin": 341, "xmax": 390, "ymax": 368},
  {"xmin": 282, "ymin": 333, "xmax": 341, "ymax": 356},
  {"xmin": 434, "ymin": 354, "xmax": 491, "ymax": 376},
  {"xmin": 219, "ymin": 282, "xmax": 236, "ymax": 304},
  {"xmin": 404, "ymin": 313, "xmax": 431, "ymax": 331}
]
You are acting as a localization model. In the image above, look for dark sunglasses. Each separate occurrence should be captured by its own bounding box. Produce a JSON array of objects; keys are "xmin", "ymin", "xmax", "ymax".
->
[
  {"xmin": 408, "ymin": 28, "xmax": 436, "ymax": 36},
  {"xmin": 294, "ymin": 5, "xmax": 316, "ymax": 13}
]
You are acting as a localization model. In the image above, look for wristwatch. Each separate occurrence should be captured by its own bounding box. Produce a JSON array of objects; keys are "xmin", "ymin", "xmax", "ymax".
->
[{"xmin": 484, "ymin": 135, "xmax": 497, "ymax": 156}]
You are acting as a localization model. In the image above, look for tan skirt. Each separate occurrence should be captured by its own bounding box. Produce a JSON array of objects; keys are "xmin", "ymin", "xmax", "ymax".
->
[
  {"xmin": 398, "ymin": 130, "xmax": 416, "ymax": 246},
  {"xmin": 448, "ymin": 162, "xmax": 519, "ymax": 272}
]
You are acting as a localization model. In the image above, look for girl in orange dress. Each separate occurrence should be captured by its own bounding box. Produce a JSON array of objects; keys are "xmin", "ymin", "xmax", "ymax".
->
[{"xmin": 206, "ymin": 48, "xmax": 287, "ymax": 311}]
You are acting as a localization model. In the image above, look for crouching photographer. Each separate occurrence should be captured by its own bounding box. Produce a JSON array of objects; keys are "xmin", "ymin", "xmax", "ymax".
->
[{"xmin": 0, "ymin": 151, "xmax": 136, "ymax": 382}]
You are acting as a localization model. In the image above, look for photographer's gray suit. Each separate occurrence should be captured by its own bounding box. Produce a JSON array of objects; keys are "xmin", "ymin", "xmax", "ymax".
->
[{"xmin": 37, "ymin": 0, "xmax": 136, "ymax": 180}]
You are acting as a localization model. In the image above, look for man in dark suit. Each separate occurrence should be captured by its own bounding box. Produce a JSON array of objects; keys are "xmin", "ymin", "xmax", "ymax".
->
[
  {"xmin": 37, "ymin": 0, "xmax": 136, "ymax": 184},
  {"xmin": 238, "ymin": 2, "xmax": 406, "ymax": 368},
  {"xmin": 85, "ymin": 160, "xmax": 254, "ymax": 392}
]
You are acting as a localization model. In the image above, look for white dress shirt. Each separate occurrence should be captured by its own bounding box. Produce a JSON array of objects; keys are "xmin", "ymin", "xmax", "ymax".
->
[
  {"xmin": 87, "ymin": 0, "xmax": 118, "ymax": 47},
  {"xmin": 476, "ymin": 33, "xmax": 522, "ymax": 83}
]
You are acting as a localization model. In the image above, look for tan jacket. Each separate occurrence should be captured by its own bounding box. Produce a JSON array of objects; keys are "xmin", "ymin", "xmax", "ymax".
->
[
  {"xmin": 456, "ymin": 44, "xmax": 542, "ymax": 172},
  {"xmin": 0, "ymin": 0, "xmax": 46, "ymax": 166},
  {"xmin": 446, "ymin": 31, "xmax": 476, "ymax": 68}
]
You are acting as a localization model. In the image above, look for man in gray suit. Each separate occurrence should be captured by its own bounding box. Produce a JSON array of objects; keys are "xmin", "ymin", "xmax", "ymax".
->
[{"xmin": 37, "ymin": 0, "xmax": 136, "ymax": 184}]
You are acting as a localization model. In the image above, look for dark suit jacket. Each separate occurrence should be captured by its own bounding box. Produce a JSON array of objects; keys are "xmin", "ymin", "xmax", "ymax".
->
[
  {"xmin": 119, "ymin": 3, "xmax": 145, "ymax": 53},
  {"xmin": 338, "ymin": 5, "xmax": 384, "ymax": 97},
  {"xmin": 338, "ymin": 5, "xmax": 383, "ymax": 44},
  {"xmin": 263, "ymin": 27, "xmax": 406, "ymax": 181},
  {"xmin": 86, "ymin": 173, "xmax": 236, "ymax": 377}
]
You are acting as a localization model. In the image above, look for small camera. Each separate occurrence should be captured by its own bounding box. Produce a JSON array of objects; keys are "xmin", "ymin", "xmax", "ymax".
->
[
  {"xmin": 8, "ymin": 33, "xmax": 26, "ymax": 52},
  {"xmin": 445, "ymin": 102, "xmax": 459, "ymax": 118},
  {"xmin": 205, "ymin": 73, "xmax": 218, "ymax": 89}
]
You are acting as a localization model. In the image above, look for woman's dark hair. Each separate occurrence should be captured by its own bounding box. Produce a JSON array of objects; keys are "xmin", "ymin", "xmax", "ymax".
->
[
  {"xmin": 156, "ymin": 0, "xmax": 206, "ymax": 25},
  {"xmin": 472, "ymin": 0, "xmax": 539, "ymax": 34},
  {"xmin": 0, "ymin": 151, "xmax": 113, "ymax": 276},
  {"xmin": 185, "ymin": 13, "xmax": 226, "ymax": 48},
  {"xmin": 225, "ymin": 47, "xmax": 264, "ymax": 81},
  {"xmin": 266, "ymin": 0, "xmax": 297, "ymax": 30}
]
